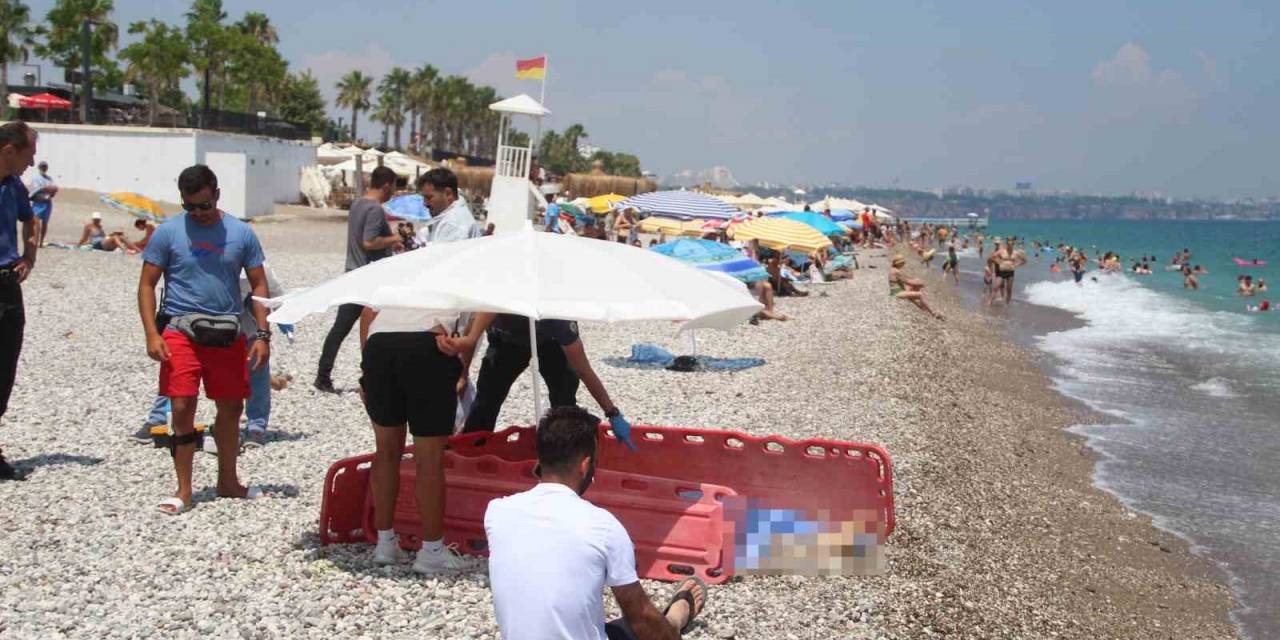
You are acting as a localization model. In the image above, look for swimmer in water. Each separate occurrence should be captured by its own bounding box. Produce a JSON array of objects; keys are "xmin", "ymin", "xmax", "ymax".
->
[
  {"xmin": 1258, "ymin": 278, "xmax": 1268, "ymax": 293},
  {"xmin": 1246, "ymin": 300, "xmax": 1271, "ymax": 312},
  {"xmin": 1193, "ymin": 265, "xmax": 1207, "ymax": 275},
  {"xmin": 1239, "ymin": 275, "xmax": 1257, "ymax": 297},
  {"xmin": 1183, "ymin": 266, "xmax": 1199, "ymax": 290}
]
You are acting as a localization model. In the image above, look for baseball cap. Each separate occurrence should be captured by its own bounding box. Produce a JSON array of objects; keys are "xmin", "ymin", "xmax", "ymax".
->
[{"xmin": 91, "ymin": 212, "xmax": 102, "ymax": 220}]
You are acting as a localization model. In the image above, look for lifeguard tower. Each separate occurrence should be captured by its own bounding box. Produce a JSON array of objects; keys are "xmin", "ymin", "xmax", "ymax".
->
[{"xmin": 486, "ymin": 94, "xmax": 549, "ymax": 235}]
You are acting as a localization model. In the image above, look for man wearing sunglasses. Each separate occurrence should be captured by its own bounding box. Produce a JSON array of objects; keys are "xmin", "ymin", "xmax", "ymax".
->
[{"xmin": 137, "ymin": 165, "xmax": 271, "ymax": 515}]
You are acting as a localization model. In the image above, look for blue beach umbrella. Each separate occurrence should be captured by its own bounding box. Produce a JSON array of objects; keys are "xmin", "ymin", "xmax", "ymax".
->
[
  {"xmin": 383, "ymin": 194, "xmax": 432, "ymax": 221},
  {"xmin": 620, "ymin": 190, "xmax": 739, "ymax": 220},
  {"xmin": 827, "ymin": 208, "xmax": 856, "ymax": 222},
  {"xmin": 651, "ymin": 238, "xmax": 768, "ymax": 284},
  {"xmin": 770, "ymin": 211, "xmax": 848, "ymax": 237}
]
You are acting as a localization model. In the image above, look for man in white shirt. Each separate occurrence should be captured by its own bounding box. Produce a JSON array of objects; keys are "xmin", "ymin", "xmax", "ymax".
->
[
  {"xmin": 485, "ymin": 406, "xmax": 708, "ymax": 640},
  {"xmin": 417, "ymin": 168, "xmax": 480, "ymax": 243}
]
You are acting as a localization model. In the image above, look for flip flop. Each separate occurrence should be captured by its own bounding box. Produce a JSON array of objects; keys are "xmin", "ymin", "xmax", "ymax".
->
[
  {"xmin": 156, "ymin": 497, "xmax": 189, "ymax": 516},
  {"xmin": 662, "ymin": 577, "xmax": 708, "ymax": 634}
]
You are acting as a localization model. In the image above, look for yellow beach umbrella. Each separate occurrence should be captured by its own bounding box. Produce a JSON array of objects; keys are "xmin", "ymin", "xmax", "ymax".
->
[
  {"xmin": 100, "ymin": 192, "xmax": 170, "ymax": 222},
  {"xmin": 638, "ymin": 216, "xmax": 704, "ymax": 238},
  {"xmin": 585, "ymin": 193, "xmax": 628, "ymax": 214},
  {"xmin": 728, "ymin": 217, "xmax": 833, "ymax": 254}
]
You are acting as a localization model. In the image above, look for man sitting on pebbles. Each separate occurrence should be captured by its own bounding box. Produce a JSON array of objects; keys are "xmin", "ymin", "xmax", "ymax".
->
[
  {"xmin": 485, "ymin": 407, "xmax": 709, "ymax": 640},
  {"xmin": 137, "ymin": 165, "xmax": 272, "ymax": 514},
  {"xmin": 77, "ymin": 212, "xmax": 140, "ymax": 253}
]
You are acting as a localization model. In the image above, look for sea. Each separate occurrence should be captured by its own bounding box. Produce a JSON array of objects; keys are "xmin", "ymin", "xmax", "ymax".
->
[{"xmin": 953, "ymin": 220, "xmax": 1280, "ymax": 640}]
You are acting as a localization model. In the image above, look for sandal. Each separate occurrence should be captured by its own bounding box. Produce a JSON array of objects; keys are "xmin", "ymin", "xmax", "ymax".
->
[
  {"xmin": 157, "ymin": 496, "xmax": 189, "ymax": 516},
  {"xmin": 662, "ymin": 577, "xmax": 708, "ymax": 634}
]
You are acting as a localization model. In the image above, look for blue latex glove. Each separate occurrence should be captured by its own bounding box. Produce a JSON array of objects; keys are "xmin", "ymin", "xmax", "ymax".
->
[
  {"xmin": 278, "ymin": 323, "xmax": 296, "ymax": 344},
  {"xmin": 609, "ymin": 412, "xmax": 637, "ymax": 451}
]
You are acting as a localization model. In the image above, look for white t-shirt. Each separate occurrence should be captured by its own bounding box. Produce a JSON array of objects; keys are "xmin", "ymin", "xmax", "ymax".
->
[
  {"xmin": 485, "ymin": 482, "xmax": 639, "ymax": 640},
  {"xmin": 367, "ymin": 308, "xmax": 463, "ymax": 336}
]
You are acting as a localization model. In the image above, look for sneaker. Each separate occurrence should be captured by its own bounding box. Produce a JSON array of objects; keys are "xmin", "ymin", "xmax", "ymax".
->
[
  {"xmin": 0, "ymin": 454, "xmax": 24, "ymax": 481},
  {"xmin": 313, "ymin": 376, "xmax": 338, "ymax": 394},
  {"xmin": 412, "ymin": 544, "xmax": 478, "ymax": 575},
  {"xmin": 132, "ymin": 424, "xmax": 160, "ymax": 445},
  {"xmin": 203, "ymin": 427, "xmax": 218, "ymax": 455},
  {"xmin": 373, "ymin": 537, "xmax": 409, "ymax": 565},
  {"xmin": 244, "ymin": 428, "xmax": 267, "ymax": 449}
]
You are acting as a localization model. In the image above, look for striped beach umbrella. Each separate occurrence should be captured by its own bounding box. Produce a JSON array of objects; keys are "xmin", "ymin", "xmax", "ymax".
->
[
  {"xmin": 620, "ymin": 190, "xmax": 739, "ymax": 220},
  {"xmin": 638, "ymin": 216, "xmax": 704, "ymax": 238},
  {"xmin": 100, "ymin": 192, "xmax": 169, "ymax": 222},
  {"xmin": 728, "ymin": 216, "xmax": 834, "ymax": 254},
  {"xmin": 651, "ymin": 239, "xmax": 768, "ymax": 284}
]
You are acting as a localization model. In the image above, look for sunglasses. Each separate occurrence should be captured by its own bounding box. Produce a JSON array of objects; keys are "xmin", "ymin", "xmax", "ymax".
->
[{"xmin": 182, "ymin": 199, "xmax": 216, "ymax": 212}]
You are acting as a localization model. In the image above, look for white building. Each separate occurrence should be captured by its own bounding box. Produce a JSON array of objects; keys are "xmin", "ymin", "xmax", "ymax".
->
[{"xmin": 27, "ymin": 123, "xmax": 316, "ymax": 218}]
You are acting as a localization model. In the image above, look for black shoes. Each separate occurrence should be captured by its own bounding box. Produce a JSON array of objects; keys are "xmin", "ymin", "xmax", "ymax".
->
[
  {"xmin": 0, "ymin": 454, "xmax": 24, "ymax": 481},
  {"xmin": 313, "ymin": 376, "xmax": 339, "ymax": 394}
]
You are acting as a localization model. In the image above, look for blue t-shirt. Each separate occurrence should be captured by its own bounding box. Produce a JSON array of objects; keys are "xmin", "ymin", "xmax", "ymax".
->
[
  {"xmin": 142, "ymin": 212, "xmax": 266, "ymax": 316},
  {"xmin": 0, "ymin": 176, "xmax": 34, "ymax": 265},
  {"xmin": 544, "ymin": 202, "xmax": 560, "ymax": 232}
]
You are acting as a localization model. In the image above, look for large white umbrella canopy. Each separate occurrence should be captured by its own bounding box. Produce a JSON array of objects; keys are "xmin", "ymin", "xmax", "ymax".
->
[{"xmin": 261, "ymin": 227, "xmax": 762, "ymax": 418}]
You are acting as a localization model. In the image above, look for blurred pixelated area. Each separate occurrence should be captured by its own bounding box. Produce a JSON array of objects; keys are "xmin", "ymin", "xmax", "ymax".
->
[{"xmin": 725, "ymin": 498, "xmax": 886, "ymax": 576}]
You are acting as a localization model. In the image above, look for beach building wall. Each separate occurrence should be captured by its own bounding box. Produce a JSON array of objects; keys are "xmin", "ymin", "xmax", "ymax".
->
[{"xmin": 21, "ymin": 123, "xmax": 316, "ymax": 218}]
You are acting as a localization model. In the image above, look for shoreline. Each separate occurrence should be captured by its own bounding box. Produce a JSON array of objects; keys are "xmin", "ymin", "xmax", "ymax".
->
[
  {"xmin": 0, "ymin": 195, "xmax": 1240, "ymax": 638},
  {"xmin": 876, "ymin": 257, "xmax": 1239, "ymax": 637}
]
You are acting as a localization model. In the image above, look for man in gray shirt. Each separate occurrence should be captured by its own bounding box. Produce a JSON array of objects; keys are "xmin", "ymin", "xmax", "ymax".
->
[{"xmin": 314, "ymin": 166, "xmax": 400, "ymax": 393}]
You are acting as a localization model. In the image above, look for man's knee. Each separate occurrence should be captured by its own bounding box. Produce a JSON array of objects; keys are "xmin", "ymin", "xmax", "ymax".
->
[{"xmin": 215, "ymin": 399, "xmax": 245, "ymax": 415}]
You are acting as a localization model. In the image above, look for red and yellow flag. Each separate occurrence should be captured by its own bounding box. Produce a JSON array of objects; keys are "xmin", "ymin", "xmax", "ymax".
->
[{"xmin": 515, "ymin": 56, "xmax": 547, "ymax": 80}]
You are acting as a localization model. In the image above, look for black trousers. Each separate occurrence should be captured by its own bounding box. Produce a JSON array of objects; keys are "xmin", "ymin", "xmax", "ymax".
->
[
  {"xmin": 0, "ymin": 277, "xmax": 24, "ymax": 419},
  {"xmin": 316, "ymin": 303, "xmax": 364, "ymax": 380},
  {"xmin": 462, "ymin": 335, "xmax": 580, "ymax": 432}
]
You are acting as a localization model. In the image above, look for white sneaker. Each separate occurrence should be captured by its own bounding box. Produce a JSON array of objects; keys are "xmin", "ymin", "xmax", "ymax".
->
[
  {"xmin": 203, "ymin": 430, "xmax": 218, "ymax": 455},
  {"xmin": 412, "ymin": 544, "xmax": 478, "ymax": 575},
  {"xmin": 373, "ymin": 537, "xmax": 409, "ymax": 565}
]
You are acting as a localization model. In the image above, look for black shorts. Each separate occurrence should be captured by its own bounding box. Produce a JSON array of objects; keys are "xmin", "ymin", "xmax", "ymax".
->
[
  {"xmin": 360, "ymin": 331, "xmax": 461, "ymax": 438},
  {"xmin": 997, "ymin": 269, "xmax": 1015, "ymax": 279}
]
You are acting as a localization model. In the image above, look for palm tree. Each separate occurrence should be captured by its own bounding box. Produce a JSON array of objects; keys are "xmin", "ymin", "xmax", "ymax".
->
[
  {"xmin": 119, "ymin": 19, "xmax": 190, "ymax": 125},
  {"xmin": 334, "ymin": 70, "xmax": 371, "ymax": 142},
  {"xmin": 370, "ymin": 91, "xmax": 400, "ymax": 149},
  {"xmin": 406, "ymin": 64, "xmax": 436, "ymax": 154},
  {"xmin": 0, "ymin": 0, "xmax": 38, "ymax": 101},
  {"xmin": 184, "ymin": 0, "xmax": 228, "ymax": 111},
  {"xmin": 236, "ymin": 11, "xmax": 276, "ymax": 45},
  {"xmin": 37, "ymin": 0, "xmax": 119, "ymax": 82},
  {"xmin": 377, "ymin": 67, "xmax": 411, "ymax": 149}
]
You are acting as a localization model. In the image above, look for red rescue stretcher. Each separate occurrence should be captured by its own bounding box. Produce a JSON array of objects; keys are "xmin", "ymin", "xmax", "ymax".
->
[{"xmin": 320, "ymin": 424, "xmax": 894, "ymax": 584}]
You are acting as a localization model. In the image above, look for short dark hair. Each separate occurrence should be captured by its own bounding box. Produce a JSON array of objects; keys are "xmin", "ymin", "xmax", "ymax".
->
[
  {"xmin": 370, "ymin": 166, "xmax": 397, "ymax": 189},
  {"xmin": 178, "ymin": 165, "xmax": 218, "ymax": 195},
  {"xmin": 536, "ymin": 406, "xmax": 600, "ymax": 475},
  {"xmin": 0, "ymin": 121, "xmax": 35, "ymax": 150},
  {"xmin": 417, "ymin": 167, "xmax": 458, "ymax": 196},
  {"xmin": 134, "ymin": 218, "xmax": 147, "ymax": 228}
]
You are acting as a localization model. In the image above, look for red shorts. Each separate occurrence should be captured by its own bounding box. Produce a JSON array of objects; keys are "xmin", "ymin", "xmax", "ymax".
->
[{"xmin": 159, "ymin": 329, "xmax": 250, "ymax": 400}]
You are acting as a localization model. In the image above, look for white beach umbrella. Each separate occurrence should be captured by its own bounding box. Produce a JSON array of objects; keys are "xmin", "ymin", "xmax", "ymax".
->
[{"xmin": 261, "ymin": 226, "xmax": 762, "ymax": 418}]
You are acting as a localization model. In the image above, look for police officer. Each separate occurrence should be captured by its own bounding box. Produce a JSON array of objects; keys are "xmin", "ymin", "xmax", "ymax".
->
[{"xmin": 463, "ymin": 313, "xmax": 634, "ymax": 448}]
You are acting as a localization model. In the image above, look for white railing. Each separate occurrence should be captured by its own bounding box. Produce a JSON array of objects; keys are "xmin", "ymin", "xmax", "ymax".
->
[{"xmin": 496, "ymin": 144, "xmax": 531, "ymax": 179}]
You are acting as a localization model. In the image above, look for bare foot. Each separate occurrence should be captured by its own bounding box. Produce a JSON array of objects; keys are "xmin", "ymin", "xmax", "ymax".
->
[
  {"xmin": 216, "ymin": 482, "xmax": 250, "ymax": 498},
  {"xmin": 664, "ymin": 578, "xmax": 707, "ymax": 631}
]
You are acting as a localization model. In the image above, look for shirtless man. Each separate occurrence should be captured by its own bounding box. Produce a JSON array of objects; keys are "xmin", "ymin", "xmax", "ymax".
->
[
  {"xmin": 991, "ymin": 238, "xmax": 1026, "ymax": 305},
  {"xmin": 133, "ymin": 218, "xmax": 156, "ymax": 250},
  {"xmin": 77, "ymin": 212, "xmax": 139, "ymax": 252}
]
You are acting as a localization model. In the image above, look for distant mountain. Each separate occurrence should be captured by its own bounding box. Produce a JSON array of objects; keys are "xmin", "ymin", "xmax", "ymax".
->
[{"xmin": 663, "ymin": 166, "xmax": 741, "ymax": 190}]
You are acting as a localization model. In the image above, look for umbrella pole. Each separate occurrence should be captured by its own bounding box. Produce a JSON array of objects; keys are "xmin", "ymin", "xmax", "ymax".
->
[
  {"xmin": 689, "ymin": 330, "xmax": 697, "ymax": 358},
  {"xmin": 528, "ymin": 316, "xmax": 543, "ymax": 425}
]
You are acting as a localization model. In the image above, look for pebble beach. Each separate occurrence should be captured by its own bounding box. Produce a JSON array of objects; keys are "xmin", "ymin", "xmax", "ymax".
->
[{"xmin": 0, "ymin": 191, "xmax": 1240, "ymax": 638}]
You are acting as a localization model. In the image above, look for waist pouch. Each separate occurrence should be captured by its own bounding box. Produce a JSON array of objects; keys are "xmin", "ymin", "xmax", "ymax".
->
[{"xmin": 172, "ymin": 314, "xmax": 240, "ymax": 347}]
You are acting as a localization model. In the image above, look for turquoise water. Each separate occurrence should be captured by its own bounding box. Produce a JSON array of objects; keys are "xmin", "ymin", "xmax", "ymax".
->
[
  {"xmin": 969, "ymin": 220, "xmax": 1280, "ymax": 639},
  {"xmin": 991, "ymin": 219, "xmax": 1280, "ymax": 317}
]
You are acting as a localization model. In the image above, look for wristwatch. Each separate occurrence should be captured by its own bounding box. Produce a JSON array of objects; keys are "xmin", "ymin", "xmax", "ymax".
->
[
  {"xmin": 604, "ymin": 407, "xmax": 621, "ymax": 419},
  {"xmin": 255, "ymin": 328, "xmax": 272, "ymax": 342}
]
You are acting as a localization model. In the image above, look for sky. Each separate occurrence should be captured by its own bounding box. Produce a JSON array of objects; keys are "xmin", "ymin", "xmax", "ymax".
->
[{"xmin": 14, "ymin": 0, "xmax": 1280, "ymax": 199}]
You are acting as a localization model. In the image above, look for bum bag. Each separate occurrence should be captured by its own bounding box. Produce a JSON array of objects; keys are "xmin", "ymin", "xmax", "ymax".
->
[{"xmin": 171, "ymin": 313, "xmax": 241, "ymax": 348}]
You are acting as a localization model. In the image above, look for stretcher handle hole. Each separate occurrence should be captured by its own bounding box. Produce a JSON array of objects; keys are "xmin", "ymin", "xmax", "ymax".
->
[
  {"xmin": 676, "ymin": 488, "xmax": 703, "ymax": 501},
  {"xmin": 667, "ymin": 563, "xmax": 695, "ymax": 576},
  {"xmin": 684, "ymin": 434, "xmax": 705, "ymax": 444},
  {"xmin": 725, "ymin": 437, "xmax": 745, "ymax": 449},
  {"xmin": 764, "ymin": 441, "xmax": 785, "ymax": 454},
  {"xmin": 505, "ymin": 431, "xmax": 521, "ymax": 443},
  {"xmin": 805, "ymin": 445, "xmax": 826, "ymax": 457},
  {"xmin": 644, "ymin": 432, "xmax": 664, "ymax": 441},
  {"xmin": 622, "ymin": 478, "xmax": 649, "ymax": 492},
  {"xmin": 866, "ymin": 451, "xmax": 885, "ymax": 479}
]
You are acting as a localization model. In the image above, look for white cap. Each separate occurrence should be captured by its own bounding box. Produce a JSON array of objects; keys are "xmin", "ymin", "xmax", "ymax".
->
[{"xmin": 91, "ymin": 212, "xmax": 102, "ymax": 220}]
